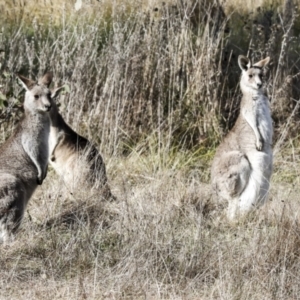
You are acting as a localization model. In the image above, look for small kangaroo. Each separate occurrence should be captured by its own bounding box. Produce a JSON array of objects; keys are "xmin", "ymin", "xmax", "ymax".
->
[
  {"xmin": 0, "ymin": 72, "xmax": 54, "ymax": 242},
  {"xmin": 211, "ymin": 56, "xmax": 273, "ymax": 219},
  {"xmin": 48, "ymin": 97, "xmax": 114, "ymax": 200}
]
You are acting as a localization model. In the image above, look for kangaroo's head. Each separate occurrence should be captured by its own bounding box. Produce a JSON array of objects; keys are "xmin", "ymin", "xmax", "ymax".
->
[
  {"xmin": 17, "ymin": 72, "xmax": 55, "ymax": 114},
  {"xmin": 238, "ymin": 55, "xmax": 270, "ymax": 94}
]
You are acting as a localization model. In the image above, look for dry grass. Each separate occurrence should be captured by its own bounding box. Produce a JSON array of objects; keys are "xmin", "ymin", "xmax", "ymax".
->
[
  {"xmin": 1, "ymin": 0, "xmax": 300, "ymax": 299},
  {"xmin": 1, "ymin": 152, "xmax": 300, "ymax": 299}
]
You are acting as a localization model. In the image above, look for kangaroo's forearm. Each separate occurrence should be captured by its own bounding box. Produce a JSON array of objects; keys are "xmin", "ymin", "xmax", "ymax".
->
[{"xmin": 243, "ymin": 111, "xmax": 263, "ymax": 150}]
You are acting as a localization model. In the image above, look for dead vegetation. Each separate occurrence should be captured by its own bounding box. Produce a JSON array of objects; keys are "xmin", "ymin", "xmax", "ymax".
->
[{"xmin": 1, "ymin": 0, "xmax": 300, "ymax": 299}]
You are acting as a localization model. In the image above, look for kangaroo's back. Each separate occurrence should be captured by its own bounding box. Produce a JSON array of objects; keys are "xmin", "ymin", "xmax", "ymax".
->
[{"xmin": 49, "ymin": 100, "xmax": 112, "ymax": 198}]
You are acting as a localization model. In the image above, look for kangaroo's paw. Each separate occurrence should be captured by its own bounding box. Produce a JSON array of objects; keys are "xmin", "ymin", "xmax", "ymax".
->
[
  {"xmin": 256, "ymin": 138, "xmax": 263, "ymax": 151},
  {"xmin": 37, "ymin": 170, "xmax": 46, "ymax": 185},
  {"xmin": 37, "ymin": 176, "xmax": 43, "ymax": 185}
]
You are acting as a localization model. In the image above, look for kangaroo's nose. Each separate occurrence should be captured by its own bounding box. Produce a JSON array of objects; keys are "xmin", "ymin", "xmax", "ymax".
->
[
  {"xmin": 257, "ymin": 83, "xmax": 262, "ymax": 89},
  {"xmin": 44, "ymin": 104, "xmax": 52, "ymax": 111}
]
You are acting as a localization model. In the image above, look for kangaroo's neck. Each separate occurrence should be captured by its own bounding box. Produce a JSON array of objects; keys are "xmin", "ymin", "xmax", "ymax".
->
[
  {"xmin": 240, "ymin": 86, "xmax": 268, "ymax": 109},
  {"xmin": 50, "ymin": 103, "xmax": 63, "ymax": 127},
  {"xmin": 49, "ymin": 104, "xmax": 74, "ymax": 134},
  {"xmin": 240, "ymin": 84, "xmax": 264, "ymax": 100},
  {"xmin": 23, "ymin": 109, "xmax": 50, "ymax": 129},
  {"xmin": 49, "ymin": 104, "xmax": 80, "ymax": 153},
  {"xmin": 241, "ymin": 92, "xmax": 263, "ymax": 106}
]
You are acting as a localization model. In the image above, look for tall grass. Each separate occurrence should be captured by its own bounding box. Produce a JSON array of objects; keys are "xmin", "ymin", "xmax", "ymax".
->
[
  {"xmin": 1, "ymin": 0, "xmax": 300, "ymax": 154},
  {"xmin": 1, "ymin": 0, "xmax": 300, "ymax": 299},
  {"xmin": 1, "ymin": 0, "xmax": 229, "ymax": 155}
]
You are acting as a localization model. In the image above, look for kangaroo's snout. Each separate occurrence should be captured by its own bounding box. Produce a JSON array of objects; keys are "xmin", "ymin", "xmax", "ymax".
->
[
  {"xmin": 44, "ymin": 104, "xmax": 52, "ymax": 111},
  {"xmin": 257, "ymin": 82, "xmax": 262, "ymax": 89},
  {"xmin": 40, "ymin": 94, "xmax": 52, "ymax": 112}
]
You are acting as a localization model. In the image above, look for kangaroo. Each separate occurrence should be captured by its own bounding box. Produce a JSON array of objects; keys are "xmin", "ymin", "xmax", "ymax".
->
[
  {"xmin": 0, "ymin": 72, "xmax": 54, "ymax": 243},
  {"xmin": 211, "ymin": 56, "xmax": 273, "ymax": 220},
  {"xmin": 48, "ymin": 97, "xmax": 114, "ymax": 200}
]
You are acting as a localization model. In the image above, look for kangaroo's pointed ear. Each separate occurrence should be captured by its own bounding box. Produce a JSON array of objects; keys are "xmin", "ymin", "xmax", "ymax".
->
[
  {"xmin": 38, "ymin": 72, "xmax": 53, "ymax": 87},
  {"xmin": 51, "ymin": 86, "xmax": 65, "ymax": 99},
  {"xmin": 16, "ymin": 74, "xmax": 36, "ymax": 91},
  {"xmin": 238, "ymin": 55, "xmax": 251, "ymax": 71},
  {"xmin": 253, "ymin": 57, "xmax": 270, "ymax": 68}
]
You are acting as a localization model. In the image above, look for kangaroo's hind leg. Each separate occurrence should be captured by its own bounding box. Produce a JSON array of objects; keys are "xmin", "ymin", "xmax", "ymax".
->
[
  {"xmin": 0, "ymin": 176, "xmax": 26, "ymax": 243},
  {"xmin": 211, "ymin": 151, "xmax": 251, "ymax": 218}
]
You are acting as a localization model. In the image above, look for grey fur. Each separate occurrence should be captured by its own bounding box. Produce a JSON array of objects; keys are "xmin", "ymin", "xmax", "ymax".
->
[
  {"xmin": 0, "ymin": 73, "xmax": 53, "ymax": 242},
  {"xmin": 211, "ymin": 56, "xmax": 273, "ymax": 219},
  {"xmin": 48, "ymin": 98, "xmax": 114, "ymax": 200}
]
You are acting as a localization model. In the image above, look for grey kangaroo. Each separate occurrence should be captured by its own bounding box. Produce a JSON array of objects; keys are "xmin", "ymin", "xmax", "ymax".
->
[
  {"xmin": 0, "ymin": 72, "xmax": 55, "ymax": 242},
  {"xmin": 211, "ymin": 56, "xmax": 273, "ymax": 220},
  {"xmin": 48, "ymin": 97, "xmax": 114, "ymax": 200}
]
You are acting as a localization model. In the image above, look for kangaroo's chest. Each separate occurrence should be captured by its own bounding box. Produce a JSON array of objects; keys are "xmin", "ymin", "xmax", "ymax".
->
[
  {"xmin": 30, "ymin": 118, "xmax": 50, "ymax": 150},
  {"xmin": 231, "ymin": 97, "xmax": 273, "ymax": 153},
  {"xmin": 20, "ymin": 115, "xmax": 50, "ymax": 169},
  {"xmin": 49, "ymin": 126, "xmax": 60, "ymax": 155},
  {"xmin": 254, "ymin": 99, "xmax": 273, "ymax": 144}
]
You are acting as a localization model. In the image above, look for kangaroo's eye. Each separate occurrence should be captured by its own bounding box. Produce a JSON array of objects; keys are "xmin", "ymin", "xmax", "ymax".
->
[
  {"xmin": 34, "ymin": 95, "xmax": 39, "ymax": 99},
  {"xmin": 249, "ymin": 74, "xmax": 253, "ymax": 78}
]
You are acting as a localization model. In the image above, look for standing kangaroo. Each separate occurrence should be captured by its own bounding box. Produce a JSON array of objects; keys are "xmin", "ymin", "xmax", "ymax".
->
[
  {"xmin": 0, "ymin": 73, "xmax": 54, "ymax": 242},
  {"xmin": 48, "ymin": 97, "xmax": 114, "ymax": 200},
  {"xmin": 211, "ymin": 56, "xmax": 273, "ymax": 219}
]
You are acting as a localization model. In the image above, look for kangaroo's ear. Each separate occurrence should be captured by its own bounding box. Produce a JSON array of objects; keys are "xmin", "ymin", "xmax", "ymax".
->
[
  {"xmin": 38, "ymin": 72, "xmax": 53, "ymax": 87},
  {"xmin": 51, "ymin": 86, "xmax": 65, "ymax": 99},
  {"xmin": 16, "ymin": 74, "xmax": 36, "ymax": 91},
  {"xmin": 253, "ymin": 57, "xmax": 270, "ymax": 68},
  {"xmin": 238, "ymin": 55, "xmax": 251, "ymax": 71}
]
